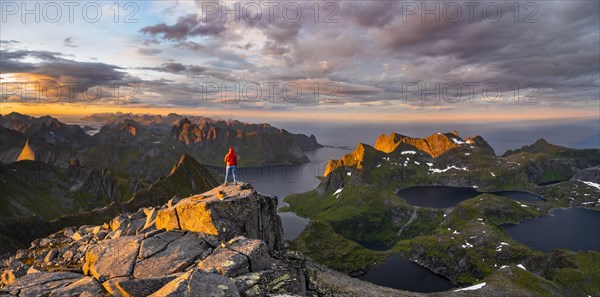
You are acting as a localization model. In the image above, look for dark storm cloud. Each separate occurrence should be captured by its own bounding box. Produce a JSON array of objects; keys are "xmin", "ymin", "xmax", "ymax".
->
[
  {"xmin": 140, "ymin": 62, "xmax": 237, "ymax": 81},
  {"xmin": 139, "ymin": 13, "xmax": 226, "ymax": 41},
  {"xmin": 0, "ymin": 49, "xmax": 134, "ymax": 85},
  {"xmin": 141, "ymin": 62, "xmax": 207, "ymax": 75}
]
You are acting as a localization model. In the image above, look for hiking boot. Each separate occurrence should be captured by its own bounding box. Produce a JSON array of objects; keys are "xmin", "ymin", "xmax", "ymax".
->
[
  {"xmin": 234, "ymin": 182, "xmax": 237, "ymax": 185},
  {"xmin": 223, "ymin": 183, "xmax": 227, "ymax": 187}
]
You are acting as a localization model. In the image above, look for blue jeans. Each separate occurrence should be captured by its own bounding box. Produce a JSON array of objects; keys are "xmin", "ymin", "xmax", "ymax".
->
[{"xmin": 225, "ymin": 165, "xmax": 237, "ymax": 184}]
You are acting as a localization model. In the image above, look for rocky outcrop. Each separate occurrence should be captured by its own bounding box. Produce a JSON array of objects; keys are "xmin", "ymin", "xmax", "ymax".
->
[
  {"xmin": 570, "ymin": 166, "xmax": 600, "ymax": 183},
  {"xmin": 0, "ymin": 183, "xmax": 300, "ymax": 296}
]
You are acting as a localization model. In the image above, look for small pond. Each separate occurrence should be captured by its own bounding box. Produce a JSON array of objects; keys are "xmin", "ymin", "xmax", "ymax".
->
[{"xmin": 356, "ymin": 254, "xmax": 455, "ymax": 293}]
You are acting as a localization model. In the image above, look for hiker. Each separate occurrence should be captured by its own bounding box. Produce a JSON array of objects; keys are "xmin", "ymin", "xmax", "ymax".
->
[{"xmin": 224, "ymin": 147, "xmax": 237, "ymax": 186}]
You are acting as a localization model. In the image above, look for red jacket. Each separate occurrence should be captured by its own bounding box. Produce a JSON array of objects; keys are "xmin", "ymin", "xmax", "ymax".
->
[{"xmin": 224, "ymin": 148, "xmax": 237, "ymax": 166}]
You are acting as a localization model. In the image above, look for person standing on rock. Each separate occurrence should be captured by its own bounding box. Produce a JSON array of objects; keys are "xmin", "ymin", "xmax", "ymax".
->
[{"xmin": 224, "ymin": 147, "xmax": 238, "ymax": 186}]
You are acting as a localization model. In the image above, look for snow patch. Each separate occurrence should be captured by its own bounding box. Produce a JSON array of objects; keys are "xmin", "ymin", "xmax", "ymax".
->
[
  {"xmin": 452, "ymin": 230, "xmax": 460, "ymax": 235},
  {"xmin": 490, "ymin": 171, "xmax": 496, "ymax": 177},
  {"xmin": 464, "ymin": 153, "xmax": 471, "ymax": 156},
  {"xmin": 401, "ymin": 151, "xmax": 416, "ymax": 155},
  {"xmin": 414, "ymin": 161, "xmax": 420, "ymax": 165},
  {"xmin": 517, "ymin": 264, "xmax": 526, "ymax": 270},
  {"xmin": 426, "ymin": 162, "xmax": 433, "ymax": 167},
  {"xmin": 347, "ymin": 172, "xmax": 352, "ymax": 176},
  {"xmin": 461, "ymin": 241, "xmax": 473, "ymax": 248},
  {"xmin": 333, "ymin": 188, "xmax": 343, "ymax": 198},
  {"xmin": 579, "ymin": 180, "xmax": 600, "ymax": 191},
  {"xmin": 429, "ymin": 165, "xmax": 469, "ymax": 173},
  {"xmin": 454, "ymin": 282, "xmax": 486, "ymax": 292},
  {"xmin": 452, "ymin": 138, "xmax": 466, "ymax": 145}
]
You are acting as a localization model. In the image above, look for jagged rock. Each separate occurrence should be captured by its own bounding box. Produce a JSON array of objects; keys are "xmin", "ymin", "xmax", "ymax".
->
[
  {"xmin": 226, "ymin": 236, "xmax": 271, "ymax": 272},
  {"xmin": 0, "ymin": 261, "xmax": 27, "ymax": 287},
  {"xmin": 109, "ymin": 215, "xmax": 129, "ymax": 232},
  {"xmin": 48, "ymin": 276, "xmax": 103, "ymax": 297},
  {"xmin": 571, "ymin": 166, "xmax": 600, "ymax": 183},
  {"xmin": 83, "ymin": 235, "xmax": 143, "ymax": 282},
  {"xmin": 61, "ymin": 250, "xmax": 75, "ymax": 261},
  {"xmin": 142, "ymin": 208, "xmax": 158, "ymax": 231},
  {"xmin": 198, "ymin": 247, "xmax": 250, "ymax": 277},
  {"xmin": 101, "ymin": 276, "xmax": 130, "ymax": 296},
  {"xmin": 233, "ymin": 267, "xmax": 306, "ymax": 296},
  {"xmin": 44, "ymin": 249, "xmax": 58, "ymax": 263},
  {"xmin": 148, "ymin": 269, "xmax": 240, "ymax": 297},
  {"xmin": 120, "ymin": 275, "xmax": 180, "ymax": 296},
  {"xmin": 133, "ymin": 233, "xmax": 208, "ymax": 279},
  {"xmin": 0, "ymin": 272, "xmax": 82, "ymax": 297},
  {"xmin": 138, "ymin": 235, "xmax": 169, "ymax": 260},
  {"xmin": 26, "ymin": 266, "xmax": 40, "ymax": 275}
]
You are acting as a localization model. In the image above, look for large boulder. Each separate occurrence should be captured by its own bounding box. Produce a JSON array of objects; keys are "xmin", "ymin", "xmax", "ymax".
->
[
  {"xmin": 133, "ymin": 233, "xmax": 210, "ymax": 279},
  {"xmin": 0, "ymin": 272, "xmax": 83, "ymax": 297},
  {"xmin": 83, "ymin": 235, "xmax": 143, "ymax": 282},
  {"xmin": 198, "ymin": 247, "xmax": 250, "ymax": 277},
  {"xmin": 155, "ymin": 183, "xmax": 283, "ymax": 251},
  {"xmin": 48, "ymin": 276, "xmax": 103, "ymax": 297},
  {"xmin": 149, "ymin": 269, "xmax": 240, "ymax": 297}
]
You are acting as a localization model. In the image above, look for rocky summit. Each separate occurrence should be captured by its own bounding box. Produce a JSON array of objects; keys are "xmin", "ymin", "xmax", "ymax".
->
[{"xmin": 0, "ymin": 183, "xmax": 290, "ymax": 296}]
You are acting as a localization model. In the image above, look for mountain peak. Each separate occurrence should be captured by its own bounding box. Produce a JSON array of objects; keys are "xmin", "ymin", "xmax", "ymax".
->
[
  {"xmin": 16, "ymin": 139, "xmax": 35, "ymax": 161},
  {"xmin": 502, "ymin": 138, "xmax": 565, "ymax": 156},
  {"xmin": 168, "ymin": 153, "xmax": 199, "ymax": 177}
]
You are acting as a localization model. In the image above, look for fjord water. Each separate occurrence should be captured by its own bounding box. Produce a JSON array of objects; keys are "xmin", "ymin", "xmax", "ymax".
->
[
  {"xmin": 235, "ymin": 147, "xmax": 352, "ymax": 240},
  {"xmin": 397, "ymin": 186, "xmax": 543, "ymax": 208},
  {"xmin": 502, "ymin": 208, "xmax": 600, "ymax": 252},
  {"xmin": 356, "ymin": 254, "xmax": 455, "ymax": 293}
]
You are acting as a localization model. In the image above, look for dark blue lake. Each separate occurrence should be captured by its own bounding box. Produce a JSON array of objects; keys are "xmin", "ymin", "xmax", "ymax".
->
[
  {"xmin": 397, "ymin": 186, "xmax": 543, "ymax": 208},
  {"xmin": 356, "ymin": 254, "xmax": 455, "ymax": 293},
  {"xmin": 502, "ymin": 207, "xmax": 600, "ymax": 252}
]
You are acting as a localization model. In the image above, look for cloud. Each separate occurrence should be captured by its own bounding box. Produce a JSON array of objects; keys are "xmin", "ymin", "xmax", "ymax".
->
[
  {"xmin": 2, "ymin": 1, "xmax": 598, "ymax": 115},
  {"xmin": 0, "ymin": 49, "xmax": 138, "ymax": 101},
  {"xmin": 137, "ymin": 48, "xmax": 162, "ymax": 55},
  {"xmin": 63, "ymin": 37, "xmax": 78, "ymax": 48},
  {"xmin": 139, "ymin": 13, "xmax": 226, "ymax": 41}
]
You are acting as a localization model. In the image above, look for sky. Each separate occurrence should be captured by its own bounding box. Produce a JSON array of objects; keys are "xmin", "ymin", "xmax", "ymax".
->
[{"xmin": 0, "ymin": 0, "xmax": 599, "ymax": 124}]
